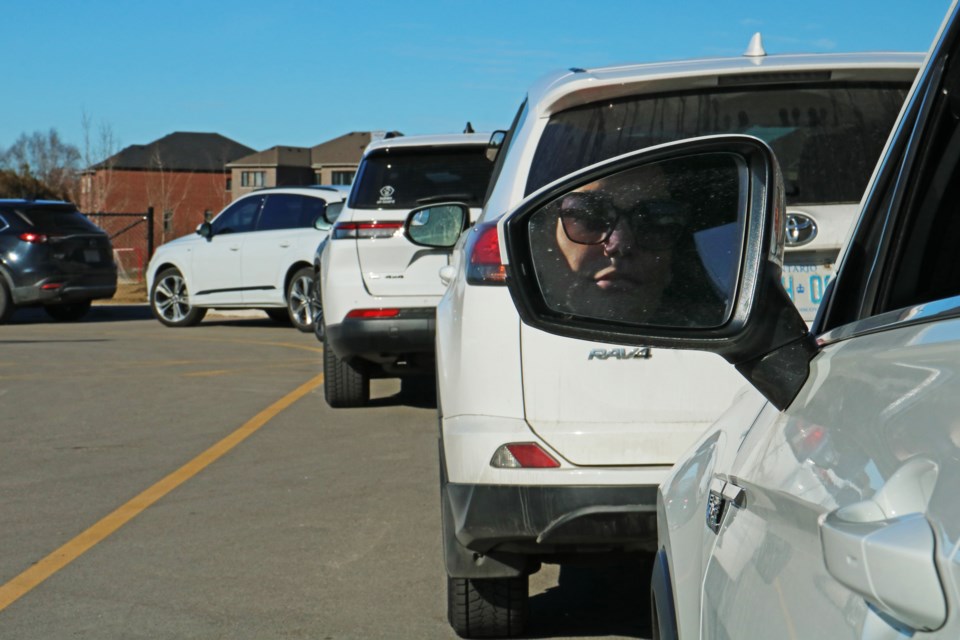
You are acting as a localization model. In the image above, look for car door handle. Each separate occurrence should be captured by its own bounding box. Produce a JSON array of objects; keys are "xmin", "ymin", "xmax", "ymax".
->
[
  {"xmin": 819, "ymin": 457, "xmax": 945, "ymax": 631},
  {"xmin": 279, "ymin": 241, "xmax": 291, "ymax": 248},
  {"xmin": 229, "ymin": 245, "xmax": 240, "ymax": 251}
]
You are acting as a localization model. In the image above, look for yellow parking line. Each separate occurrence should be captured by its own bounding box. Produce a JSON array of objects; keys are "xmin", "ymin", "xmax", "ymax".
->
[
  {"xmin": 183, "ymin": 369, "xmax": 231, "ymax": 377},
  {"xmin": 0, "ymin": 372, "xmax": 324, "ymax": 613}
]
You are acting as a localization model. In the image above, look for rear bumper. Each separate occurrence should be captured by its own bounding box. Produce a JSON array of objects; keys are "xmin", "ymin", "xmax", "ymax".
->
[
  {"xmin": 325, "ymin": 307, "xmax": 435, "ymax": 361},
  {"xmin": 11, "ymin": 272, "xmax": 117, "ymax": 305},
  {"xmin": 447, "ymin": 482, "xmax": 658, "ymax": 555}
]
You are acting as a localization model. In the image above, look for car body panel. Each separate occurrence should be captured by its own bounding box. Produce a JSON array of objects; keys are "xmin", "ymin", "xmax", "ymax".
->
[
  {"xmin": 188, "ymin": 232, "xmax": 246, "ymax": 306},
  {"xmin": 520, "ymin": 322, "xmax": 743, "ymax": 465},
  {"xmin": 699, "ymin": 317, "xmax": 960, "ymax": 638}
]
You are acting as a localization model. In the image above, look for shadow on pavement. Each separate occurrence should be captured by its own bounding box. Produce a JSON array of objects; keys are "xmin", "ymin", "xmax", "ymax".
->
[
  {"xmin": 526, "ymin": 562, "xmax": 652, "ymax": 639},
  {"xmin": 8, "ymin": 304, "xmax": 154, "ymax": 324},
  {"xmin": 367, "ymin": 377, "xmax": 438, "ymax": 410}
]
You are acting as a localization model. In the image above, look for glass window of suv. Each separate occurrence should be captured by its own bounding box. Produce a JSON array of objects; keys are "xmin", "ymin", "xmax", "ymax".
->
[
  {"xmin": 16, "ymin": 204, "xmax": 103, "ymax": 234},
  {"xmin": 257, "ymin": 194, "xmax": 325, "ymax": 231},
  {"xmin": 349, "ymin": 146, "xmax": 494, "ymax": 209},
  {"xmin": 212, "ymin": 195, "xmax": 262, "ymax": 235},
  {"xmin": 526, "ymin": 82, "xmax": 911, "ymax": 209},
  {"xmin": 874, "ymin": 64, "xmax": 960, "ymax": 314}
]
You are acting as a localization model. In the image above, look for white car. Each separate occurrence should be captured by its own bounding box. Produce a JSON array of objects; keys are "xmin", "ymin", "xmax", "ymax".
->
[
  {"xmin": 318, "ymin": 133, "xmax": 495, "ymax": 407},
  {"xmin": 421, "ymin": 42, "xmax": 921, "ymax": 637},
  {"xmin": 147, "ymin": 186, "xmax": 347, "ymax": 330},
  {"xmin": 501, "ymin": 4, "xmax": 960, "ymax": 638}
]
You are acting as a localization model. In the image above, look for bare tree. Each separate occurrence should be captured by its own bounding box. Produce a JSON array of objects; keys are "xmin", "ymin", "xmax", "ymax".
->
[
  {"xmin": 0, "ymin": 128, "xmax": 81, "ymax": 200},
  {"xmin": 76, "ymin": 112, "xmax": 122, "ymax": 211},
  {"xmin": 145, "ymin": 145, "xmax": 194, "ymax": 244}
]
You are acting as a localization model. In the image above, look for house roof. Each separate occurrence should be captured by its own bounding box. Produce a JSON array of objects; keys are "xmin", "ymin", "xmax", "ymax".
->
[
  {"xmin": 310, "ymin": 131, "xmax": 403, "ymax": 166},
  {"xmin": 226, "ymin": 146, "xmax": 312, "ymax": 168},
  {"xmin": 93, "ymin": 132, "xmax": 254, "ymax": 172}
]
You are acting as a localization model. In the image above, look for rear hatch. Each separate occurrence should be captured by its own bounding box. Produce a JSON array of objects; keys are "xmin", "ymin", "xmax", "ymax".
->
[
  {"xmin": 19, "ymin": 205, "xmax": 115, "ymax": 274},
  {"xmin": 350, "ymin": 145, "xmax": 494, "ymax": 297},
  {"xmin": 519, "ymin": 74, "xmax": 913, "ymax": 465}
]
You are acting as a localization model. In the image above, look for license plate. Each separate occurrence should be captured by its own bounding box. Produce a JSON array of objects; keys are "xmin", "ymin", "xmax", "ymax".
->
[
  {"xmin": 84, "ymin": 249, "xmax": 101, "ymax": 263},
  {"xmin": 782, "ymin": 263, "xmax": 834, "ymax": 321}
]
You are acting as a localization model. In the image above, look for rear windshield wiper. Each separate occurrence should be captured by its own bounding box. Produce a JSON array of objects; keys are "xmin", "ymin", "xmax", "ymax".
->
[{"xmin": 415, "ymin": 193, "xmax": 473, "ymax": 205}]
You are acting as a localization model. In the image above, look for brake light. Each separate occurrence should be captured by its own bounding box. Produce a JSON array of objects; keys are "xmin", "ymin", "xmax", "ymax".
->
[
  {"xmin": 346, "ymin": 308, "xmax": 401, "ymax": 319},
  {"xmin": 465, "ymin": 220, "xmax": 506, "ymax": 285},
  {"xmin": 490, "ymin": 443, "xmax": 560, "ymax": 469},
  {"xmin": 41, "ymin": 283, "xmax": 63, "ymax": 290},
  {"xmin": 19, "ymin": 232, "xmax": 48, "ymax": 243},
  {"xmin": 332, "ymin": 221, "xmax": 403, "ymax": 240}
]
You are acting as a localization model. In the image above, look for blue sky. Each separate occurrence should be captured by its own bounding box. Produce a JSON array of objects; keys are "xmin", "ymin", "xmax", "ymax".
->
[{"xmin": 3, "ymin": 0, "xmax": 953, "ymax": 161}]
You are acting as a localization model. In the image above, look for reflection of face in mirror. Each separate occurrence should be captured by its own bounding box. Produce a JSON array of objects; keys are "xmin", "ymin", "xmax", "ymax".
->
[{"xmin": 529, "ymin": 154, "xmax": 744, "ymax": 328}]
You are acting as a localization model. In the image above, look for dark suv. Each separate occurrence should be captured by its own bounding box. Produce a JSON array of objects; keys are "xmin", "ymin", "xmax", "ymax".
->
[{"xmin": 0, "ymin": 200, "xmax": 117, "ymax": 322}]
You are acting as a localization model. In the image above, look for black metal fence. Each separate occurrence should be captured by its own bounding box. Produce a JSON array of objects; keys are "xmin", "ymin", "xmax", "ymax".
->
[{"xmin": 84, "ymin": 208, "xmax": 155, "ymax": 283}]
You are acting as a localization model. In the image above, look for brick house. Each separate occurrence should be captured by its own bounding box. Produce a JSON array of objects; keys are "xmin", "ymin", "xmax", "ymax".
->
[
  {"xmin": 80, "ymin": 132, "xmax": 254, "ymax": 245},
  {"xmin": 227, "ymin": 131, "xmax": 402, "ymax": 200}
]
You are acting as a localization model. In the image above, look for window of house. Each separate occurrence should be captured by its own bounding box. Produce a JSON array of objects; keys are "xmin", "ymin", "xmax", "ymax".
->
[
  {"xmin": 204, "ymin": 209, "xmax": 213, "ymax": 222},
  {"xmin": 226, "ymin": 177, "xmax": 232, "ymax": 191},
  {"xmin": 241, "ymin": 171, "xmax": 266, "ymax": 188},
  {"xmin": 332, "ymin": 170, "xmax": 355, "ymax": 185},
  {"xmin": 163, "ymin": 210, "xmax": 174, "ymax": 235}
]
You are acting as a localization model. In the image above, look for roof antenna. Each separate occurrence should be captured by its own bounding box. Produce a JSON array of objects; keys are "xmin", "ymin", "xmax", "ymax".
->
[
  {"xmin": 744, "ymin": 32, "xmax": 766, "ymax": 57},
  {"xmin": 464, "ymin": 121, "xmax": 475, "ymax": 134}
]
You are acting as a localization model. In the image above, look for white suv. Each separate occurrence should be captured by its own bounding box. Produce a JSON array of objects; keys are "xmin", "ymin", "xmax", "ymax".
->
[
  {"xmin": 147, "ymin": 186, "xmax": 347, "ymax": 330},
  {"xmin": 425, "ymin": 43, "xmax": 920, "ymax": 637},
  {"xmin": 318, "ymin": 133, "xmax": 495, "ymax": 407},
  {"xmin": 502, "ymin": 5, "xmax": 960, "ymax": 637}
]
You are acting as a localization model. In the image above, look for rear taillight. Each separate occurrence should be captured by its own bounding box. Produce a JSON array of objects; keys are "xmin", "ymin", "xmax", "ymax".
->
[
  {"xmin": 346, "ymin": 308, "xmax": 401, "ymax": 319},
  {"xmin": 331, "ymin": 221, "xmax": 403, "ymax": 240},
  {"xmin": 465, "ymin": 221, "xmax": 506, "ymax": 285},
  {"xmin": 490, "ymin": 443, "xmax": 561, "ymax": 469},
  {"xmin": 19, "ymin": 232, "xmax": 48, "ymax": 243}
]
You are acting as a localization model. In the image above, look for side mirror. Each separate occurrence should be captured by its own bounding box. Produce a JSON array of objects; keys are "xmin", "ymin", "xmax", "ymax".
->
[
  {"xmin": 321, "ymin": 201, "xmax": 345, "ymax": 226},
  {"xmin": 197, "ymin": 221, "xmax": 213, "ymax": 239},
  {"xmin": 404, "ymin": 203, "xmax": 469, "ymax": 248},
  {"xmin": 501, "ymin": 134, "xmax": 816, "ymax": 410},
  {"xmin": 486, "ymin": 130, "xmax": 507, "ymax": 162}
]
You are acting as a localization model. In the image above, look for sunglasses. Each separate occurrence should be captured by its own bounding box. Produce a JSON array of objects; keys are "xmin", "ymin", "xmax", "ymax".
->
[{"xmin": 558, "ymin": 192, "xmax": 686, "ymax": 249}]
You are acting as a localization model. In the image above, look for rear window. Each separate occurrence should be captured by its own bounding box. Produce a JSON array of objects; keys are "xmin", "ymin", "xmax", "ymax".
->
[
  {"xmin": 349, "ymin": 146, "xmax": 494, "ymax": 209},
  {"xmin": 14, "ymin": 205, "xmax": 104, "ymax": 234},
  {"xmin": 527, "ymin": 82, "xmax": 912, "ymax": 205}
]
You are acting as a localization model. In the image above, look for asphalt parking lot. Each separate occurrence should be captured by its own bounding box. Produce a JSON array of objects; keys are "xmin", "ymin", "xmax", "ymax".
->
[{"xmin": 0, "ymin": 304, "xmax": 650, "ymax": 639}]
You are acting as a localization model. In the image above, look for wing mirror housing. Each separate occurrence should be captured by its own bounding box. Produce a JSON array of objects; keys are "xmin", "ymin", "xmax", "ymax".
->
[
  {"xmin": 404, "ymin": 203, "xmax": 470, "ymax": 249},
  {"xmin": 500, "ymin": 134, "xmax": 817, "ymax": 410},
  {"xmin": 321, "ymin": 201, "xmax": 345, "ymax": 226},
  {"xmin": 486, "ymin": 130, "xmax": 507, "ymax": 162},
  {"xmin": 197, "ymin": 221, "xmax": 213, "ymax": 239}
]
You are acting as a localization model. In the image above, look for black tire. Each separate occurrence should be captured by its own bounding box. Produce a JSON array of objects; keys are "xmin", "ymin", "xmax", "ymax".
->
[
  {"xmin": 0, "ymin": 278, "xmax": 14, "ymax": 324},
  {"xmin": 265, "ymin": 308, "xmax": 291, "ymax": 324},
  {"xmin": 44, "ymin": 300, "xmax": 92, "ymax": 322},
  {"xmin": 323, "ymin": 334, "xmax": 369, "ymax": 407},
  {"xmin": 286, "ymin": 266, "xmax": 316, "ymax": 333},
  {"xmin": 447, "ymin": 575, "xmax": 529, "ymax": 638},
  {"xmin": 150, "ymin": 268, "xmax": 207, "ymax": 327}
]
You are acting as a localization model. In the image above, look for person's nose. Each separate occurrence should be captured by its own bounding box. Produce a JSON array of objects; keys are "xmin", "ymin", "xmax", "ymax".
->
[{"xmin": 603, "ymin": 220, "xmax": 633, "ymax": 257}]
